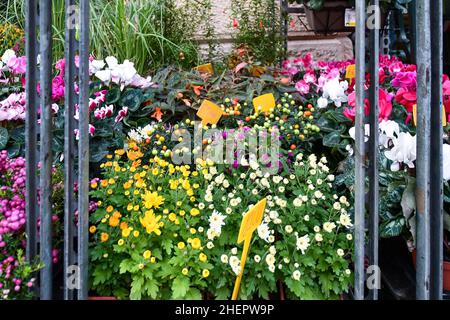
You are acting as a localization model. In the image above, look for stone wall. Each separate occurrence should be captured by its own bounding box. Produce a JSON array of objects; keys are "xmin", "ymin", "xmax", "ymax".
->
[{"xmin": 193, "ymin": 0, "xmax": 353, "ymax": 61}]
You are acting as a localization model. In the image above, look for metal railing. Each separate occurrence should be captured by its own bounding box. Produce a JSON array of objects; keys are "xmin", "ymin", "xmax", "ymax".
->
[
  {"xmin": 353, "ymin": 0, "xmax": 444, "ymax": 300},
  {"xmin": 25, "ymin": 0, "xmax": 90, "ymax": 300}
]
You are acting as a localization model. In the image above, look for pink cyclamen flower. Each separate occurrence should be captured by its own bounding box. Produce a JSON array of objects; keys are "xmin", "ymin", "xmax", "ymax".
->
[
  {"xmin": 295, "ymin": 80, "xmax": 310, "ymax": 95},
  {"xmin": 6, "ymin": 56, "xmax": 26, "ymax": 74},
  {"xmin": 391, "ymin": 71, "xmax": 416, "ymax": 90},
  {"xmin": 93, "ymin": 105, "xmax": 114, "ymax": 120},
  {"xmin": 115, "ymin": 106, "xmax": 128, "ymax": 123},
  {"xmin": 303, "ymin": 71, "xmax": 316, "ymax": 84}
]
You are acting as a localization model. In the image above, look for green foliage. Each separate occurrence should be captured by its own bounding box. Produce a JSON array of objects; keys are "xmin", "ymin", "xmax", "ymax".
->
[{"xmin": 230, "ymin": 0, "xmax": 284, "ymax": 65}]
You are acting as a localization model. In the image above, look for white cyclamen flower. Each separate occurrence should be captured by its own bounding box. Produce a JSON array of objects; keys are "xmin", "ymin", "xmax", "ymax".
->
[{"xmin": 384, "ymin": 132, "xmax": 417, "ymax": 171}]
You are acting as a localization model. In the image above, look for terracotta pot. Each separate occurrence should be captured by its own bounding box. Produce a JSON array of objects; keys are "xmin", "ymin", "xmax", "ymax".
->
[
  {"xmin": 412, "ymin": 250, "xmax": 450, "ymax": 291},
  {"xmin": 88, "ymin": 296, "xmax": 117, "ymax": 300}
]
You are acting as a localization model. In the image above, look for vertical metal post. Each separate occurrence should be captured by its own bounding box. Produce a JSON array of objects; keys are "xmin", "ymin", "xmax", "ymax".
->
[
  {"xmin": 429, "ymin": 0, "xmax": 443, "ymax": 301},
  {"xmin": 368, "ymin": 0, "xmax": 380, "ymax": 301},
  {"xmin": 25, "ymin": 0, "xmax": 38, "ymax": 265},
  {"xmin": 281, "ymin": 0, "xmax": 288, "ymax": 60},
  {"xmin": 64, "ymin": 0, "xmax": 77, "ymax": 301},
  {"xmin": 39, "ymin": 0, "xmax": 53, "ymax": 300},
  {"xmin": 415, "ymin": 0, "xmax": 431, "ymax": 301},
  {"xmin": 78, "ymin": 0, "xmax": 90, "ymax": 300},
  {"xmin": 354, "ymin": 0, "xmax": 366, "ymax": 301}
]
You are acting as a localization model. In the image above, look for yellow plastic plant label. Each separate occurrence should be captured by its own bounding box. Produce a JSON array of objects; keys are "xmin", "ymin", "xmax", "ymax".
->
[
  {"xmin": 193, "ymin": 63, "xmax": 214, "ymax": 74},
  {"xmin": 232, "ymin": 198, "xmax": 267, "ymax": 300},
  {"xmin": 197, "ymin": 100, "xmax": 223, "ymax": 126},
  {"xmin": 253, "ymin": 93, "xmax": 275, "ymax": 113},
  {"xmin": 237, "ymin": 198, "xmax": 267, "ymax": 243},
  {"xmin": 345, "ymin": 64, "xmax": 356, "ymax": 80},
  {"xmin": 413, "ymin": 104, "xmax": 447, "ymax": 127}
]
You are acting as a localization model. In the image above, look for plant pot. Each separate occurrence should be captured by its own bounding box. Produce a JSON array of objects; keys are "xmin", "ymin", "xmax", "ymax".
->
[
  {"xmin": 88, "ymin": 296, "xmax": 117, "ymax": 300},
  {"xmin": 412, "ymin": 250, "xmax": 450, "ymax": 291},
  {"xmin": 304, "ymin": 1, "xmax": 352, "ymax": 34}
]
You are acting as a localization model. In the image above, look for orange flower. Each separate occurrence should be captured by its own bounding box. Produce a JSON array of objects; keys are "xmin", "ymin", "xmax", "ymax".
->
[
  {"xmin": 109, "ymin": 216, "xmax": 120, "ymax": 227},
  {"xmin": 151, "ymin": 107, "xmax": 164, "ymax": 121},
  {"xmin": 127, "ymin": 149, "xmax": 143, "ymax": 161},
  {"xmin": 120, "ymin": 221, "xmax": 128, "ymax": 230},
  {"xmin": 100, "ymin": 233, "xmax": 109, "ymax": 242},
  {"xmin": 192, "ymin": 85, "xmax": 203, "ymax": 96}
]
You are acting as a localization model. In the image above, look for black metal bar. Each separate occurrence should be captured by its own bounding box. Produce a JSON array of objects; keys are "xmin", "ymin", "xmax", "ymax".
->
[
  {"xmin": 415, "ymin": 0, "xmax": 431, "ymax": 300},
  {"xmin": 39, "ymin": 0, "xmax": 53, "ymax": 300},
  {"xmin": 354, "ymin": 0, "xmax": 366, "ymax": 301},
  {"xmin": 368, "ymin": 0, "xmax": 380, "ymax": 301},
  {"xmin": 77, "ymin": 0, "xmax": 90, "ymax": 300},
  {"xmin": 25, "ymin": 0, "xmax": 38, "ymax": 266},
  {"xmin": 64, "ymin": 0, "xmax": 77, "ymax": 301},
  {"xmin": 429, "ymin": 0, "xmax": 444, "ymax": 301},
  {"xmin": 281, "ymin": 0, "xmax": 289, "ymax": 60}
]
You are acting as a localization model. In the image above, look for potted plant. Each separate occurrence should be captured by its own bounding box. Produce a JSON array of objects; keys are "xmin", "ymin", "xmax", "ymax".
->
[{"xmin": 289, "ymin": 0, "xmax": 353, "ymax": 34}]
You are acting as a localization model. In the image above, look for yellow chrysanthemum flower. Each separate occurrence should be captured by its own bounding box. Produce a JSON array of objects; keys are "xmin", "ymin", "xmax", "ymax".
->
[
  {"xmin": 122, "ymin": 228, "xmax": 131, "ymax": 238},
  {"xmin": 143, "ymin": 250, "xmax": 152, "ymax": 259},
  {"xmin": 118, "ymin": 239, "xmax": 125, "ymax": 246},
  {"xmin": 182, "ymin": 268, "xmax": 189, "ymax": 275},
  {"xmin": 140, "ymin": 211, "xmax": 162, "ymax": 235},
  {"xmin": 142, "ymin": 191, "xmax": 165, "ymax": 209},
  {"xmin": 190, "ymin": 208, "xmax": 200, "ymax": 216},
  {"xmin": 89, "ymin": 226, "xmax": 96, "ymax": 234},
  {"xmin": 202, "ymin": 269, "xmax": 210, "ymax": 278},
  {"xmin": 191, "ymin": 238, "xmax": 201, "ymax": 249},
  {"xmin": 177, "ymin": 242, "xmax": 185, "ymax": 250},
  {"xmin": 199, "ymin": 253, "xmax": 207, "ymax": 262}
]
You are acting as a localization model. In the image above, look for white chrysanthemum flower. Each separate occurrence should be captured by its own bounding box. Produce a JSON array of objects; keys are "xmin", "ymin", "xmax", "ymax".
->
[
  {"xmin": 333, "ymin": 202, "xmax": 342, "ymax": 211},
  {"xmin": 269, "ymin": 245, "xmax": 276, "ymax": 255},
  {"xmin": 315, "ymin": 233, "xmax": 323, "ymax": 242},
  {"xmin": 265, "ymin": 254, "xmax": 275, "ymax": 266},
  {"xmin": 337, "ymin": 249, "xmax": 345, "ymax": 257},
  {"xmin": 296, "ymin": 234, "xmax": 310, "ymax": 254},
  {"xmin": 339, "ymin": 213, "xmax": 353, "ymax": 228},
  {"xmin": 269, "ymin": 211, "xmax": 279, "ymax": 220},
  {"xmin": 293, "ymin": 198, "xmax": 303, "ymax": 207},
  {"xmin": 345, "ymin": 269, "xmax": 352, "ymax": 275},
  {"xmin": 304, "ymin": 215, "xmax": 310, "ymax": 222},
  {"xmin": 292, "ymin": 270, "xmax": 301, "ymax": 281},
  {"xmin": 268, "ymin": 264, "xmax": 275, "ymax": 273},
  {"xmin": 221, "ymin": 254, "xmax": 228, "ymax": 264},
  {"xmin": 346, "ymin": 234, "xmax": 353, "ymax": 240},
  {"xmin": 323, "ymin": 222, "xmax": 336, "ymax": 233},
  {"xmin": 209, "ymin": 210, "xmax": 226, "ymax": 232},
  {"xmin": 314, "ymin": 226, "xmax": 320, "ymax": 233},
  {"xmin": 254, "ymin": 255, "xmax": 261, "ymax": 263},
  {"xmin": 206, "ymin": 241, "xmax": 214, "ymax": 249},
  {"xmin": 314, "ymin": 191, "xmax": 323, "ymax": 199},
  {"xmin": 231, "ymin": 247, "xmax": 238, "ymax": 255},
  {"xmin": 268, "ymin": 235, "xmax": 275, "ymax": 243},
  {"xmin": 285, "ymin": 225, "xmax": 293, "ymax": 233},
  {"xmin": 283, "ymin": 257, "xmax": 290, "ymax": 264}
]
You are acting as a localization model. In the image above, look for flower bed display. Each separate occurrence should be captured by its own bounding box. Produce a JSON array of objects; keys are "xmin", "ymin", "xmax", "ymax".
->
[{"xmin": 1, "ymin": 42, "xmax": 450, "ymax": 300}]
